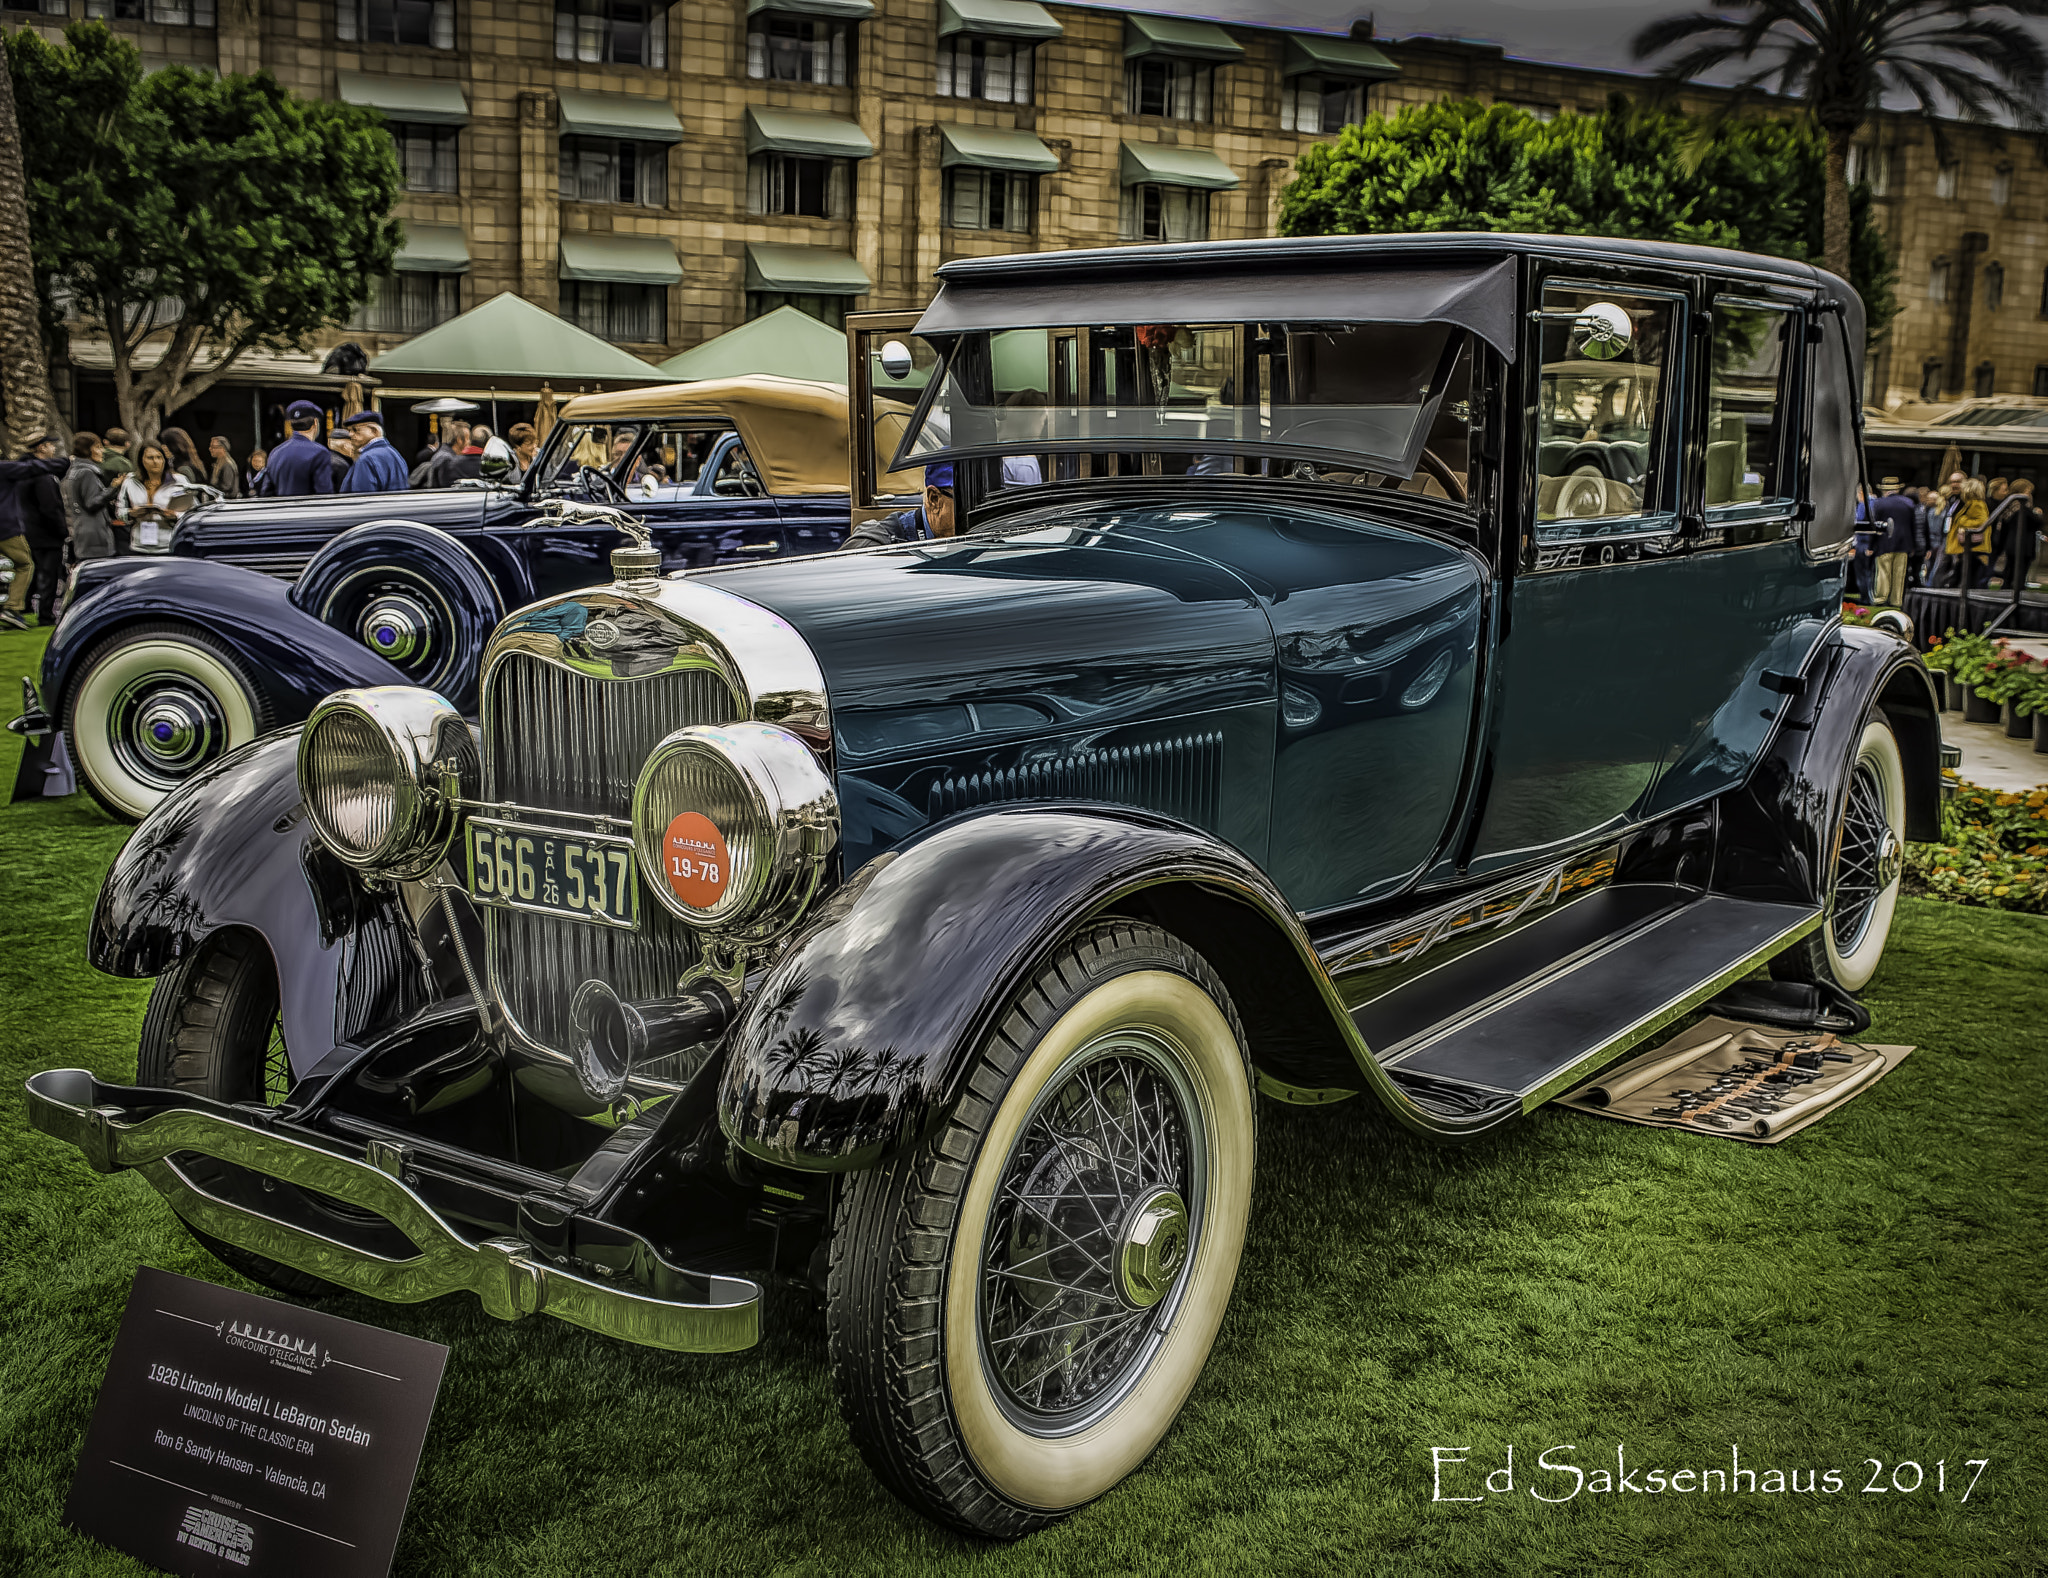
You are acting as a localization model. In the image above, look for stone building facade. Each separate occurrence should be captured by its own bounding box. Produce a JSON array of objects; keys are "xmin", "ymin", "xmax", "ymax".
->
[{"xmin": 7, "ymin": 0, "xmax": 2043, "ymax": 408}]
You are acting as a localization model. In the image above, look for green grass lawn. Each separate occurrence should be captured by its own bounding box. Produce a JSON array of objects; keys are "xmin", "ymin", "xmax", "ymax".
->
[{"xmin": 0, "ymin": 619, "xmax": 2042, "ymax": 1576}]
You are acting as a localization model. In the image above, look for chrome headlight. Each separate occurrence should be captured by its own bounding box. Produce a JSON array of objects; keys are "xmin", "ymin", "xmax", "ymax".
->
[
  {"xmin": 298, "ymin": 687, "xmax": 477, "ymax": 879},
  {"xmin": 631, "ymin": 722, "xmax": 838, "ymax": 939}
]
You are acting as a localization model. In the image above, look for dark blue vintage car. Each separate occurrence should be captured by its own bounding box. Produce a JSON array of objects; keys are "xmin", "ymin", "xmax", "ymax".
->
[
  {"xmin": 28, "ymin": 235, "xmax": 1948, "ymax": 1537},
  {"xmin": 17, "ymin": 375, "xmax": 852, "ymax": 818}
]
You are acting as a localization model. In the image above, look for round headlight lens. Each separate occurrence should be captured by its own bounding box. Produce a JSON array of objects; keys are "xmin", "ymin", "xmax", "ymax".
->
[
  {"xmin": 298, "ymin": 687, "xmax": 476, "ymax": 878},
  {"xmin": 632, "ymin": 723, "xmax": 837, "ymax": 937}
]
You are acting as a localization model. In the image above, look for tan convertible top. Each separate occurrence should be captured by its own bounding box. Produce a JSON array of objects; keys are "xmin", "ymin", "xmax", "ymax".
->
[{"xmin": 560, "ymin": 374, "xmax": 849, "ymax": 497}]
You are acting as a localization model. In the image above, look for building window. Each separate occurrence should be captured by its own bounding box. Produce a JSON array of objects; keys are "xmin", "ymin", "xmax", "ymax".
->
[
  {"xmin": 85, "ymin": 0, "xmax": 216, "ymax": 20},
  {"xmin": 9, "ymin": 1, "xmax": 68, "ymax": 14},
  {"xmin": 2033, "ymin": 365, "xmax": 2048, "ymax": 397},
  {"xmin": 747, "ymin": 291, "xmax": 854, "ymax": 328},
  {"xmin": 554, "ymin": 0, "xmax": 666, "ymax": 66},
  {"xmin": 1993, "ymin": 165, "xmax": 2013, "ymax": 207},
  {"xmin": 746, "ymin": 153, "xmax": 852, "ymax": 219},
  {"xmin": 558, "ymin": 136, "xmax": 668, "ymax": 207},
  {"xmin": 1920, "ymin": 359, "xmax": 1943, "ymax": 401},
  {"xmin": 1929, "ymin": 259, "xmax": 1951, "ymax": 304},
  {"xmin": 1974, "ymin": 361, "xmax": 1996, "ymax": 398},
  {"xmin": 945, "ymin": 169, "xmax": 1034, "ymax": 231},
  {"xmin": 1126, "ymin": 58, "xmax": 1213, "ymax": 121},
  {"xmin": 1847, "ymin": 143, "xmax": 1891, "ymax": 195},
  {"xmin": 1936, "ymin": 160, "xmax": 1960, "ymax": 200},
  {"xmin": 1120, "ymin": 183, "xmax": 1208, "ymax": 243},
  {"xmin": 747, "ymin": 12, "xmax": 852, "ymax": 85},
  {"xmin": 391, "ymin": 123, "xmax": 458, "ymax": 194},
  {"xmin": 937, "ymin": 36, "xmax": 1034, "ymax": 102},
  {"xmin": 1281, "ymin": 75, "xmax": 1365, "ymax": 134},
  {"xmin": 562, "ymin": 281, "xmax": 665, "ymax": 343},
  {"xmin": 336, "ymin": 0, "xmax": 455, "ymax": 48},
  {"xmin": 350, "ymin": 272, "xmax": 460, "ymax": 334},
  {"xmin": 1984, "ymin": 262, "xmax": 2005, "ymax": 311}
]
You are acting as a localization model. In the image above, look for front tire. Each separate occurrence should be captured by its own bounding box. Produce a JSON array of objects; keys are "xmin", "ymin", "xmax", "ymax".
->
[
  {"xmin": 66, "ymin": 622, "xmax": 270, "ymax": 822},
  {"xmin": 1772, "ymin": 714, "xmax": 1908, "ymax": 993},
  {"xmin": 828, "ymin": 921, "xmax": 1255, "ymax": 1537},
  {"xmin": 137, "ymin": 930, "xmax": 329, "ymax": 1300}
]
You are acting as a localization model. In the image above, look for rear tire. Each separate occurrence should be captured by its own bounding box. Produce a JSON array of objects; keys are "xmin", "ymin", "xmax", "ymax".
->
[
  {"xmin": 1770, "ymin": 714, "xmax": 1907, "ymax": 994},
  {"xmin": 138, "ymin": 930, "xmax": 329, "ymax": 1300},
  {"xmin": 827, "ymin": 921, "xmax": 1255, "ymax": 1536}
]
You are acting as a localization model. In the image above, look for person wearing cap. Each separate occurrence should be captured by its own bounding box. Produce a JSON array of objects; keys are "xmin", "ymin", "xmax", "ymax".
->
[
  {"xmin": 1868, "ymin": 476, "xmax": 1919, "ymax": 608},
  {"xmin": 841, "ymin": 462, "xmax": 958, "ymax": 550},
  {"xmin": 258, "ymin": 401, "xmax": 336, "ymax": 498},
  {"xmin": 0, "ymin": 436, "xmax": 68, "ymax": 629},
  {"xmin": 7, "ymin": 433, "xmax": 71, "ymax": 625},
  {"xmin": 339, "ymin": 409, "xmax": 408, "ymax": 493}
]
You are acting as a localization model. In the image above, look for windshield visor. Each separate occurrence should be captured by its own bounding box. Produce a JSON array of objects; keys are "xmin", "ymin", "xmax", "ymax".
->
[{"xmin": 883, "ymin": 321, "xmax": 1466, "ymax": 479}]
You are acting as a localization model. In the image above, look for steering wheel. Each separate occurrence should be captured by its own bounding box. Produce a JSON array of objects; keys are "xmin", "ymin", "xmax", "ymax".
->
[{"xmin": 579, "ymin": 464, "xmax": 628, "ymax": 504}]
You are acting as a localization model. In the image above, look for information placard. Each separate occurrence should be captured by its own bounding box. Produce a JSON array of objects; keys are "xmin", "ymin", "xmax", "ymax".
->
[{"xmin": 65, "ymin": 1265, "xmax": 448, "ymax": 1577}]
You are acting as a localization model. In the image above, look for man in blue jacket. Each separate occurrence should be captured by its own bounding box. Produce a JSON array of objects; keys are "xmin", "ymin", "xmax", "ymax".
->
[
  {"xmin": 258, "ymin": 401, "xmax": 336, "ymax": 497},
  {"xmin": 1868, "ymin": 477, "xmax": 1920, "ymax": 608},
  {"xmin": 840, "ymin": 463, "xmax": 957, "ymax": 549},
  {"xmin": 340, "ymin": 410, "xmax": 409, "ymax": 493}
]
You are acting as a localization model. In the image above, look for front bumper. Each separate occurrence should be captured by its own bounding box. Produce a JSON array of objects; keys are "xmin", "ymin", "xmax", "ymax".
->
[{"xmin": 25, "ymin": 1068, "xmax": 759, "ymax": 1354}]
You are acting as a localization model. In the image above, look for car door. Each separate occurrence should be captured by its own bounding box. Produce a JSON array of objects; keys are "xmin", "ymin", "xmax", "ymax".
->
[{"xmin": 639, "ymin": 429, "xmax": 787, "ymax": 571}]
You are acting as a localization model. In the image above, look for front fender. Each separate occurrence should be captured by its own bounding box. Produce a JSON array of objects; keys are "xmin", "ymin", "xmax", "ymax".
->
[
  {"xmin": 718, "ymin": 806, "xmax": 1400, "ymax": 1172},
  {"xmin": 91, "ymin": 731, "xmax": 425, "ymax": 1078},
  {"xmin": 42, "ymin": 557, "xmax": 409, "ymax": 724}
]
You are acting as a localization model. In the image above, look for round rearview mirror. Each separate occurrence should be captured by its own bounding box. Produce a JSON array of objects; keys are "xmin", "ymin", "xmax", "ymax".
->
[
  {"xmin": 878, "ymin": 340, "xmax": 914, "ymax": 381},
  {"xmin": 1573, "ymin": 303, "xmax": 1633, "ymax": 361},
  {"xmin": 479, "ymin": 436, "xmax": 517, "ymax": 482}
]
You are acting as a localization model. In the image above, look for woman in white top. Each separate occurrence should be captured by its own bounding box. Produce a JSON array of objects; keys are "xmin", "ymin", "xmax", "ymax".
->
[{"xmin": 116, "ymin": 440, "xmax": 187, "ymax": 555}]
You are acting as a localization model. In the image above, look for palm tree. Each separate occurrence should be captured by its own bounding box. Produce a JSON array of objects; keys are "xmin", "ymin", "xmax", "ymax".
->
[
  {"xmin": 1632, "ymin": 0, "xmax": 2048, "ymax": 281},
  {"xmin": 0, "ymin": 38, "xmax": 60, "ymax": 450}
]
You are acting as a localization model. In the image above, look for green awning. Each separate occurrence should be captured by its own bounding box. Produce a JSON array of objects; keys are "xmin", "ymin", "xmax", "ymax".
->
[
  {"xmin": 556, "ymin": 88, "xmax": 684, "ymax": 144},
  {"xmin": 745, "ymin": 242, "xmax": 870, "ymax": 296},
  {"xmin": 338, "ymin": 71, "xmax": 469, "ymax": 126},
  {"xmin": 657, "ymin": 305, "xmax": 848, "ymax": 383},
  {"xmin": 559, "ymin": 234, "xmax": 684, "ymax": 286},
  {"xmin": 367, "ymin": 292, "xmax": 670, "ymax": 382},
  {"xmin": 393, "ymin": 223, "xmax": 471, "ymax": 274},
  {"xmin": 746, "ymin": 0, "xmax": 873, "ymax": 16},
  {"xmin": 744, "ymin": 106, "xmax": 876, "ymax": 160},
  {"xmin": 938, "ymin": 124, "xmax": 1059, "ymax": 174},
  {"xmin": 1284, "ymin": 33, "xmax": 1398, "ymax": 80},
  {"xmin": 1124, "ymin": 15, "xmax": 1243, "ymax": 62},
  {"xmin": 1118, "ymin": 141, "xmax": 1239, "ymax": 191},
  {"xmin": 939, "ymin": 0, "xmax": 1061, "ymax": 40}
]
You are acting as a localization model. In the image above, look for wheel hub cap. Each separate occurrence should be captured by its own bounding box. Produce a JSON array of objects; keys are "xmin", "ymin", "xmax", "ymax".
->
[
  {"xmin": 358, "ymin": 592, "xmax": 431, "ymax": 662},
  {"xmin": 111, "ymin": 675, "xmax": 226, "ymax": 785},
  {"xmin": 1877, "ymin": 828, "xmax": 1903, "ymax": 889},
  {"xmin": 1116, "ymin": 1188, "xmax": 1189, "ymax": 1308}
]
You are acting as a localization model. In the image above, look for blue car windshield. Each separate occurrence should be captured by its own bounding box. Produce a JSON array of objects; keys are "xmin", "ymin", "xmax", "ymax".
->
[{"xmin": 885, "ymin": 320, "xmax": 1466, "ymax": 482}]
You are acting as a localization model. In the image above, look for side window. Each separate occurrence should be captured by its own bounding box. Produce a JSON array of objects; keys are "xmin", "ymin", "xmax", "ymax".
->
[
  {"xmin": 628, "ymin": 425, "xmax": 738, "ymax": 499},
  {"xmin": 1535, "ymin": 287, "xmax": 1678, "ymax": 534},
  {"xmin": 1706, "ymin": 301, "xmax": 1798, "ymax": 512}
]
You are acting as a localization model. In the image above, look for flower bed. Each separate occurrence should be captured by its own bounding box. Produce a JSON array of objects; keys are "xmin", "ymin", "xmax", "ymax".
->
[{"xmin": 1907, "ymin": 781, "xmax": 2048, "ymax": 912}]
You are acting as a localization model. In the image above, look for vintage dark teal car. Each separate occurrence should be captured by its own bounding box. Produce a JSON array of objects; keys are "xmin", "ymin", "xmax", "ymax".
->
[{"xmin": 27, "ymin": 234, "xmax": 1946, "ymax": 1537}]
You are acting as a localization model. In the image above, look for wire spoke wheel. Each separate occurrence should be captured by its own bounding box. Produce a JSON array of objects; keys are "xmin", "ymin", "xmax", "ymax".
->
[
  {"xmin": 1773, "ymin": 715, "xmax": 1907, "ymax": 994},
  {"xmin": 1831, "ymin": 759, "xmax": 1893, "ymax": 956}
]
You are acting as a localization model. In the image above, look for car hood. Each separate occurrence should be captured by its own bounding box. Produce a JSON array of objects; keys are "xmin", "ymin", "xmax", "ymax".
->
[{"xmin": 176, "ymin": 487, "xmax": 491, "ymax": 545}]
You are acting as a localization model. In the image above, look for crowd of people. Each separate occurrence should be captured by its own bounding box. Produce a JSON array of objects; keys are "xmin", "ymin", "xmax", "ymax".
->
[{"xmin": 1853, "ymin": 471, "xmax": 2043, "ymax": 607}]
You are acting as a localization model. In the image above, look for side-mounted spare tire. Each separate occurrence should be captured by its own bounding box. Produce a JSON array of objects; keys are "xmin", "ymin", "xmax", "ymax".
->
[{"xmin": 292, "ymin": 521, "xmax": 502, "ymax": 711}]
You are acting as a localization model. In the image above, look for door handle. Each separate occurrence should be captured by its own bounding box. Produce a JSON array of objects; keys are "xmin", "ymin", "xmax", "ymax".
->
[{"xmin": 733, "ymin": 542, "xmax": 781, "ymax": 556}]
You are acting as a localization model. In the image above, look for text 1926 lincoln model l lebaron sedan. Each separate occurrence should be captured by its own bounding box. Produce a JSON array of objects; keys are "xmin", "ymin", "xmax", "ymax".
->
[{"xmin": 28, "ymin": 234, "xmax": 1946, "ymax": 1537}]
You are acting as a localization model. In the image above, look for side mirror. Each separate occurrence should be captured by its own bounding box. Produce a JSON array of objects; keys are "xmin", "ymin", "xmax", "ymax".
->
[
  {"xmin": 480, "ymin": 436, "xmax": 517, "ymax": 482},
  {"xmin": 1572, "ymin": 303, "xmax": 1633, "ymax": 361},
  {"xmin": 878, "ymin": 340, "xmax": 914, "ymax": 381}
]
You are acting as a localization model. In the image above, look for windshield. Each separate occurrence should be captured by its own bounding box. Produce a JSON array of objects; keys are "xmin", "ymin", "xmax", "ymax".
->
[
  {"xmin": 527, "ymin": 419, "xmax": 749, "ymax": 501},
  {"xmin": 884, "ymin": 320, "xmax": 1469, "ymax": 484}
]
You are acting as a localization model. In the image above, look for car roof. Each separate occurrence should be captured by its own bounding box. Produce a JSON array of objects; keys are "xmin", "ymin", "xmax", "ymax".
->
[{"xmin": 560, "ymin": 374, "xmax": 850, "ymax": 497}]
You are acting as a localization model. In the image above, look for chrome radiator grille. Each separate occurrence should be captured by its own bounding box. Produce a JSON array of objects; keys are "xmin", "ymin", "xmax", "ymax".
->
[{"xmin": 483, "ymin": 653, "xmax": 740, "ymax": 1061}]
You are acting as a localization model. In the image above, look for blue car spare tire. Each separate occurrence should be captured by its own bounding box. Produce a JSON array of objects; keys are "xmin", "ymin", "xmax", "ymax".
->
[
  {"xmin": 65, "ymin": 621, "xmax": 273, "ymax": 823},
  {"xmin": 292, "ymin": 521, "xmax": 501, "ymax": 710}
]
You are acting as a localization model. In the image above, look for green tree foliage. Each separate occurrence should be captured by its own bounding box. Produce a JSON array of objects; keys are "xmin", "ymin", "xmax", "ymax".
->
[
  {"xmin": 4, "ymin": 21, "xmax": 401, "ymax": 439},
  {"xmin": 1279, "ymin": 97, "xmax": 1896, "ymax": 335}
]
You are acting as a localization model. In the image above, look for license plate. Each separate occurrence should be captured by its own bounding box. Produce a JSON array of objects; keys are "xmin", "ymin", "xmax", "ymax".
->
[{"xmin": 465, "ymin": 818, "xmax": 639, "ymax": 930}]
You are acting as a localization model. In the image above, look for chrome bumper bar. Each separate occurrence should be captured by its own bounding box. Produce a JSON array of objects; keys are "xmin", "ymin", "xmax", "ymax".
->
[{"xmin": 24, "ymin": 1068, "xmax": 759, "ymax": 1354}]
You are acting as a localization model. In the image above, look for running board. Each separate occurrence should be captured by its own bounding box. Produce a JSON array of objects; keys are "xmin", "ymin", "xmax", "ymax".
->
[{"xmin": 1354, "ymin": 890, "xmax": 1823, "ymax": 1118}]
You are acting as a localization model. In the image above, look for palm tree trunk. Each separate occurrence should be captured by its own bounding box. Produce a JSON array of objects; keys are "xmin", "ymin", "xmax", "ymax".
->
[
  {"xmin": 0, "ymin": 45, "xmax": 62, "ymax": 453},
  {"xmin": 1822, "ymin": 126, "xmax": 1853, "ymax": 283}
]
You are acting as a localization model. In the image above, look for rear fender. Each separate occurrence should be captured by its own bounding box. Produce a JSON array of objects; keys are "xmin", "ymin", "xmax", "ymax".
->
[
  {"xmin": 1715, "ymin": 625, "xmax": 1941, "ymax": 906},
  {"xmin": 716, "ymin": 806, "xmax": 1402, "ymax": 1173},
  {"xmin": 91, "ymin": 732, "xmax": 433, "ymax": 1078},
  {"xmin": 42, "ymin": 557, "xmax": 408, "ymax": 724}
]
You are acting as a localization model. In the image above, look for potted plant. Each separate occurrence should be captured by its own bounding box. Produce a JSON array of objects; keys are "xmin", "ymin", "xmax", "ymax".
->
[
  {"xmin": 2011, "ymin": 663, "xmax": 2048, "ymax": 755},
  {"xmin": 1922, "ymin": 631, "xmax": 1963, "ymax": 711},
  {"xmin": 1974, "ymin": 650, "xmax": 2042, "ymax": 737},
  {"xmin": 1933, "ymin": 629, "xmax": 2002, "ymax": 721}
]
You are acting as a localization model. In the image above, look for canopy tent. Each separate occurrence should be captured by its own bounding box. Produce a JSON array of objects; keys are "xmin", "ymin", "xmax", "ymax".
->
[
  {"xmin": 656, "ymin": 306, "xmax": 848, "ymax": 384},
  {"xmin": 367, "ymin": 291, "xmax": 671, "ymax": 386}
]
